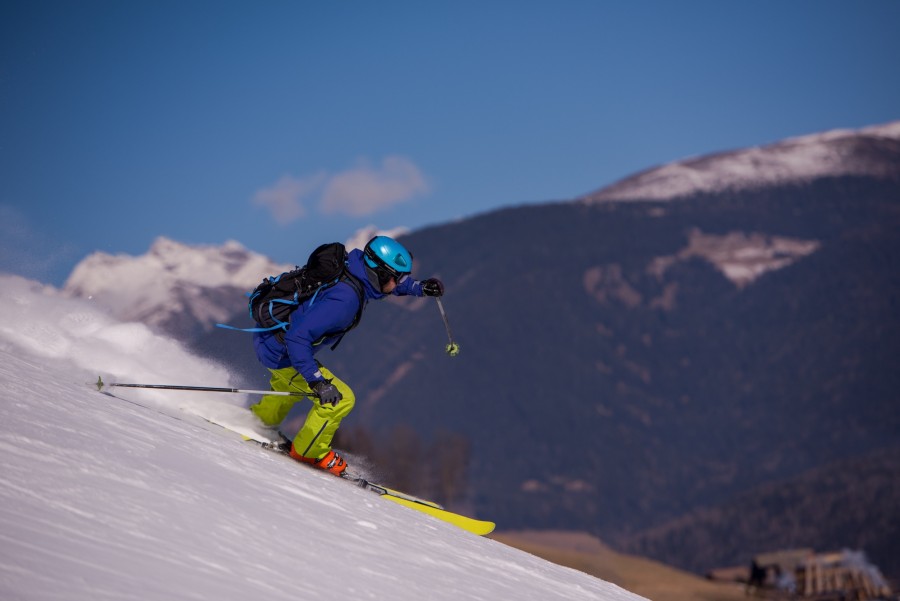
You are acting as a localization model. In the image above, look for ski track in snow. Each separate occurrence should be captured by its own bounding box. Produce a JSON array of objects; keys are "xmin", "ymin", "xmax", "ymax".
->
[{"xmin": 0, "ymin": 274, "xmax": 645, "ymax": 601}]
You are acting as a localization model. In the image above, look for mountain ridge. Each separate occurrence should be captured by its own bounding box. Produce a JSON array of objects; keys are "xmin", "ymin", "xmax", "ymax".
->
[{"xmin": 581, "ymin": 121, "xmax": 900, "ymax": 203}]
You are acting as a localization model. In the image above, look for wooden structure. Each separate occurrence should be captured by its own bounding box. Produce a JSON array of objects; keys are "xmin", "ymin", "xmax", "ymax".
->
[
  {"xmin": 710, "ymin": 548, "xmax": 893, "ymax": 600},
  {"xmin": 795, "ymin": 550, "xmax": 893, "ymax": 600}
]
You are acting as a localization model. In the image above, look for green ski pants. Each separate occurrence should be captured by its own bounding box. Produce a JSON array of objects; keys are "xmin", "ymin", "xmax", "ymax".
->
[{"xmin": 249, "ymin": 365, "xmax": 355, "ymax": 461}]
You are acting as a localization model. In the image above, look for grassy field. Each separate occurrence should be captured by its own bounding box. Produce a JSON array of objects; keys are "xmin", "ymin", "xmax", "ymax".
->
[{"xmin": 492, "ymin": 530, "xmax": 749, "ymax": 601}]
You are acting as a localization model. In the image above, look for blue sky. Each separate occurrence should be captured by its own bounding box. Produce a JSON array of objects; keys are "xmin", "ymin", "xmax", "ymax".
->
[{"xmin": 2, "ymin": 1, "xmax": 899, "ymax": 287}]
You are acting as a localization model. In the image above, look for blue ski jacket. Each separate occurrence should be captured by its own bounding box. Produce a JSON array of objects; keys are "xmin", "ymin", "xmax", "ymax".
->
[{"xmin": 252, "ymin": 248, "xmax": 425, "ymax": 384}]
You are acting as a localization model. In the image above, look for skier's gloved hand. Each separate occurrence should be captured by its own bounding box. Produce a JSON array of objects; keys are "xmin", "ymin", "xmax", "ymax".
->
[
  {"xmin": 421, "ymin": 278, "xmax": 444, "ymax": 297},
  {"xmin": 310, "ymin": 379, "xmax": 342, "ymax": 406}
]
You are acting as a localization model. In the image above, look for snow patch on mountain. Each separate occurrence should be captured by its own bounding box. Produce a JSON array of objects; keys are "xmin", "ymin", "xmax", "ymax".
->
[
  {"xmin": 582, "ymin": 121, "xmax": 900, "ymax": 203},
  {"xmin": 649, "ymin": 229, "xmax": 821, "ymax": 289},
  {"xmin": 583, "ymin": 229, "xmax": 820, "ymax": 314}
]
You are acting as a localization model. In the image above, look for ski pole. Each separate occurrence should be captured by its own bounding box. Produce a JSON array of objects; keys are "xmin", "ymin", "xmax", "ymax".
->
[
  {"xmin": 435, "ymin": 297, "xmax": 460, "ymax": 357},
  {"xmin": 95, "ymin": 376, "xmax": 309, "ymax": 397}
]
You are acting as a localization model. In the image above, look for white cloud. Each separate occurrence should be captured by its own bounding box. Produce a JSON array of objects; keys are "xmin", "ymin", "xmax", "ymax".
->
[
  {"xmin": 319, "ymin": 156, "xmax": 429, "ymax": 217},
  {"xmin": 253, "ymin": 157, "xmax": 429, "ymax": 224},
  {"xmin": 252, "ymin": 172, "xmax": 326, "ymax": 225},
  {"xmin": 344, "ymin": 225, "xmax": 410, "ymax": 251}
]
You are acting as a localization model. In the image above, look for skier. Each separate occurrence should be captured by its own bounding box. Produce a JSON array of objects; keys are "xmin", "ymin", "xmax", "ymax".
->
[{"xmin": 250, "ymin": 235, "xmax": 444, "ymax": 476}]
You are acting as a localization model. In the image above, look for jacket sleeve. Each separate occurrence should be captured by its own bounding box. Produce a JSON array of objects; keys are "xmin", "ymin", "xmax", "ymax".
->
[
  {"xmin": 282, "ymin": 284, "xmax": 362, "ymax": 383},
  {"xmin": 393, "ymin": 277, "xmax": 425, "ymax": 297}
]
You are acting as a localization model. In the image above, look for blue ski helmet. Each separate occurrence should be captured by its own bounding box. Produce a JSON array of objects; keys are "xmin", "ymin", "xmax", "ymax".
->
[{"xmin": 364, "ymin": 236, "xmax": 413, "ymax": 284}]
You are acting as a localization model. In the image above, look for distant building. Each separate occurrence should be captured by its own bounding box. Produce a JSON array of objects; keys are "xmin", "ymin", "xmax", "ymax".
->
[{"xmin": 708, "ymin": 548, "xmax": 893, "ymax": 600}]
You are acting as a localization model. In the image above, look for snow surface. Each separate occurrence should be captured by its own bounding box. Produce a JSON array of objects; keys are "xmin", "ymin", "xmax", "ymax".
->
[{"xmin": 0, "ymin": 273, "xmax": 643, "ymax": 601}]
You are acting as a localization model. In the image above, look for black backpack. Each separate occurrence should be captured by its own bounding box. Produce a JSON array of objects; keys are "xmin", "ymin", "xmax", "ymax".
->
[{"xmin": 217, "ymin": 242, "xmax": 365, "ymax": 347}]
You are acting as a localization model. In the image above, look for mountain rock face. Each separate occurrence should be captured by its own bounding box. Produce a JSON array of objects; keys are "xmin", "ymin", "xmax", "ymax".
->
[{"xmin": 65, "ymin": 122, "xmax": 900, "ymax": 581}]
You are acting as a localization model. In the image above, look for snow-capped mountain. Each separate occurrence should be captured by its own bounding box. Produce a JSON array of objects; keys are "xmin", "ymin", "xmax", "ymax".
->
[
  {"xmin": 0, "ymin": 273, "xmax": 644, "ymax": 601},
  {"xmin": 63, "ymin": 227, "xmax": 413, "ymax": 339},
  {"xmin": 63, "ymin": 237, "xmax": 292, "ymax": 338},
  {"xmin": 581, "ymin": 121, "xmax": 900, "ymax": 203}
]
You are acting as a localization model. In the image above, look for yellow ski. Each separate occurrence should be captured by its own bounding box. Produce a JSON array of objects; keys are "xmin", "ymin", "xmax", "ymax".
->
[{"xmin": 379, "ymin": 495, "xmax": 496, "ymax": 536}]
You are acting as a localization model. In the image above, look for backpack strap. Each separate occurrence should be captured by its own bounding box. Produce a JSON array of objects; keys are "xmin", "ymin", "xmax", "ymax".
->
[
  {"xmin": 215, "ymin": 290, "xmax": 301, "ymax": 335},
  {"xmin": 215, "ymin": 322, "xmax": 286, "ymax": 334}
]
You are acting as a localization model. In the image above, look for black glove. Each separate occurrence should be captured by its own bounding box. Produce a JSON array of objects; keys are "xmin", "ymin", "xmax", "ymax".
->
[
  {"xmin": 421, "ymin": 278, "xmax": 444, "ymax": 297},
  {"xmin": 310, "ymin": 379, "xmax": 342, "ymax": 406}
]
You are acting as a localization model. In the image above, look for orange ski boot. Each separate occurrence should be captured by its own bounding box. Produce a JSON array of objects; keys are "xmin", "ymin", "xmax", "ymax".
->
[{"xmin": 290, "ymin": 447, "xmax": 348, "ymax": 477}]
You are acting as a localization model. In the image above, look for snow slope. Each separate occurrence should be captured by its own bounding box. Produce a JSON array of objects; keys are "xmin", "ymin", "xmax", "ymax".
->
[{"xmin": 0, "ymin": 274, "xmax": 642, "ymax": 601}]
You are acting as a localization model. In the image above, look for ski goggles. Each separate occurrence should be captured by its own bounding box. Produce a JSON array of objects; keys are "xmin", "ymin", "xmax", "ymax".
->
[{"xmin": 374, "ymin": 265, "xmax": 409, "ymax": 286}]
